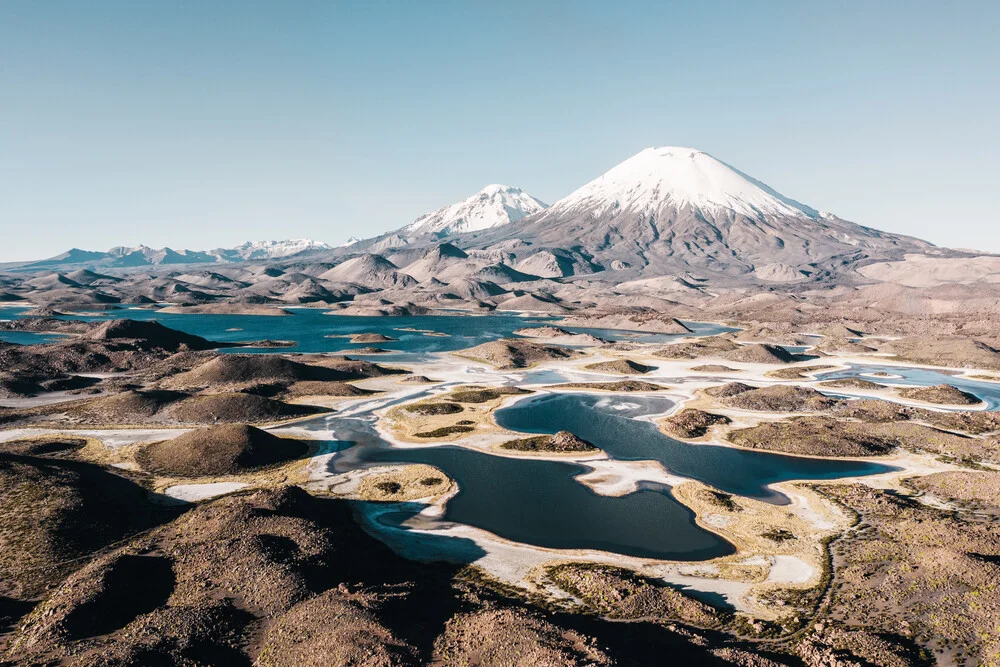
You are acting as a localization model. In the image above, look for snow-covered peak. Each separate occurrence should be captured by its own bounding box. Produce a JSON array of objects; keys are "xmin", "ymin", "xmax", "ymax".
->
[
  {"xmin": 339, "ymin": 236, "xmax": 360, "ymax": 247},
  {"xmin": 547, "ymin": 146, "xmax": 819, "ymax": 220},
  {"xmin": 228, "ymin": 239, "xmax": 331, "ymax": 259},
  {"xmin": 406, "ymin": 184, "xmax": 547, "ymax": 237}
]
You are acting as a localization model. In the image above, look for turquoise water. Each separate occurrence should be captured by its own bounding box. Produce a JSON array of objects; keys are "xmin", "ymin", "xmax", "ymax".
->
[
  {"xmin": 816, "ymin": 364, "xmax": 998, "ymax": 409},
  {"xmin": 495, "ymin": 393, "xmax": 896, "ymax": 503},
  {"xmin": 0, "ymin": 306, "xmax": 731, "ymax": 361}
]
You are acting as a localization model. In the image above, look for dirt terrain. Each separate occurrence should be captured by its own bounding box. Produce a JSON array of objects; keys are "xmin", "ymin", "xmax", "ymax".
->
[{"xmin": 4, "ymin": 308, "xmax": 1000, "ymax": 665}]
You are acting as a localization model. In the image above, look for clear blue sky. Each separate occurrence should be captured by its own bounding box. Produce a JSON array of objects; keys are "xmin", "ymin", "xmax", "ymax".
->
[{"xmin": 1, "ymin": 0, "xmax": 998, "ymax": 261}]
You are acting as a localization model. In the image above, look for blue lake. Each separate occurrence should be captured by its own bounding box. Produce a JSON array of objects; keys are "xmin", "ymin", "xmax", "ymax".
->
[
  {"xmin": 816, "ymin": 364, "xmax": 1000, "ymax": 410},
  {"xmin": 0, "ymin": 306, "xmax": 732, "ymax": 362},
  {"xmin": 328, "ymin": 392, "xmax": 896, "ymax": 561}
]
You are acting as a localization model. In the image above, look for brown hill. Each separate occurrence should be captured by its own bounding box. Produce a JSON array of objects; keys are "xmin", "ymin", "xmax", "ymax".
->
[
  {"xmin": 721, "ymin": 343, "xmax": 797, "ymax": 364},
  {"xmin": 69, "ymin": 390, "xmax": 327, "ymax": 425},
  {"xmin": 716, "ymin": 385, "xmax": 841, "ymax": 412},
  {"xmin": 136, "ymin": 424, "xmax": 308, "ymax": 477},
  {"xmin": 84, "ymin": 319, "xmax": 225, "ymax": 351},
  {"xmin": 897, "ymin": 384, "xmax": 981, "ymax": 405},
  {"xmin": 455, "ymin": 338, "xmax": 583, "ymax": 369},
  {"xmin": 167, "ymin": 355, "xmax": 353, "ymax": 389},
  {"xmin": 0, "ymin": 452, "xmax": 169, "ymax": 601},
  {"xmin": 584, "ymin": 359, "xmax": 654, "ymax": 375}
]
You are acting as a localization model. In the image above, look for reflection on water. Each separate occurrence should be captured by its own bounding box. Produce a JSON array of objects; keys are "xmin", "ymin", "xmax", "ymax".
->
[
  {"xmin": 0, "ymin": 307, "xmax": 734, "ymax": 361},
  {"xmin": 315, "ymin": 389, "xmax": 895, "ymax": 561},
  {"xmin": 496, "ymin": 393, "xmax": 896, "ymax": 503},
  {"xmin": 367, "ymin": 445, "xmax": 734, "ymax": 560},
  {"xmin": 816, "ymin": 364, "xmax": 1000, "ymax": 410}
]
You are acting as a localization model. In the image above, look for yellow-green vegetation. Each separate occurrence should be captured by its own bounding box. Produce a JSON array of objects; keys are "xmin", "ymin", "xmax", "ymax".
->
[
  {"xmin": 660, "ymin": 408, "xmax": 731, "ymax": 439},
  {"xmin": 728, "ymin": 417, "xmax": 897, "ymax": 457},
  {"xmin": 448, "ymin": 386, "xmax": 530, "ymax": 403},
  {"xmin": 896, "ymin": 383, "xmax": 982, "ymax": 406},
  {"xmin": 819, "ymin": 483, "xmax": 1000, "ymax": 666},
  {"xmin": 384, "ymin": 385, "xmax": 532, "ymax": 442},
  {"xmin": 404, "ymin": 402, "xmax": 464, "ymax": 416},
  {"xmin": 545, "ymin": 562, "xmax": 722, "ymax": 628},
  {"xmin": 908, "ymin": 470, "xmax": 1000, "ymax": 511},
  {"xmin": 499, "ymin": 430, "xmax": 597, "ymax": 454},
  {"xmin": 582, "ymin": 359, "xmax": 654, "ymax": 375},
  {"xmin": 764, "ymin": 365, "xmax": 837, "ymax": 380},
  {"xmin": 454, "ymin": 338, "xmax": 585, "ymax": 369},
  {"xmin": 728, "ymin": 415, "xmax": 998, "ymax": 462},
  {"xmin": 712, "ymin": 384, "xmax": 841, "ymax": 412},
  {"xmin": 357, "ymin": 465, "xmax": 452, "ymax": 501},
  {"xmin": 672, "ymin": 480, "xmax": 841, "ymax": 623},
  {"xmin": 545, "ymin": 380, "xmax": 668, "ymax": 392},
  {"xmin": 413, "ymin": 425, "xmax": 475, "ymax": 438},
  {"xmin": 818, "ymin": 377, "xmax": 884, "ymax": 390}
]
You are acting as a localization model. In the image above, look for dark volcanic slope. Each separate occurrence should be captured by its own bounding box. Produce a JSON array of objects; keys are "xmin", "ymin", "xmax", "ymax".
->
[
  {"xmin": 2, "ymin": 485, "xmax": 779, "ymax": 666},
  {"xmin": 3, "ymin": 487, "xmax": 460, "ymax": 665},
  {"xmin": 83, "ymin": 319, "xmax": 226, "ymax": 351},
  {"xmin": 0, "ymin": 448, "xmax": 171, "ymax": 603}
]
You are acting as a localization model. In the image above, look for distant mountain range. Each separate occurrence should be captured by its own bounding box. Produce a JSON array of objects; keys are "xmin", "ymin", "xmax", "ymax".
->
[
  {"xmin": 6, "ymin": 146, "xmax": 946, "ymax": 284},
  {"xmin": 12, "ymin": 240, "xmax": 335, "ymax": 270}
]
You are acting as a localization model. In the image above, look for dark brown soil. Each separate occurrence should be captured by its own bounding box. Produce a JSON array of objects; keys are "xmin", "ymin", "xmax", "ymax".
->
[
  {"xmin": 349, "ymin": 333, "xmax": 397, "ymax": 343},
  {"xmin": 83, "ymin": 319, "xmax": 226, "ymax": 352},
  {"xmin": 722, "ymin": 343, "xmax": 797, "ymax": 364},
  {"xmin": 704, "ymin": 382, "xmax": 755, "ymax": 398},
  {"xmin": 399, "ymin": 375, "xmax": 436, "ymax": 384}
]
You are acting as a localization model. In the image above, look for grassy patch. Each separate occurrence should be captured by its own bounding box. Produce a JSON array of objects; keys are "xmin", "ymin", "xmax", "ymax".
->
[
  {"xmin": 404, "ymin": 402, "xmax": 464, "ymax": 416},
  {"xmin": 413, "ymin": 425, "xmax": 475, "ymax": 438}
]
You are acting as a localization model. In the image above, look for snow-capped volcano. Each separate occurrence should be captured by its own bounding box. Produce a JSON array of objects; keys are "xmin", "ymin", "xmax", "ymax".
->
[
  {"xmin": 546, "ymin": 146, "xmax": 819, "ymax": 221},
  {"xmin": 406, "ymin": 184, "xmax": 547, "ymax": 238},
  {"xmin": 465, "ymin": 146, "xmax": 931, "ymax": 278}
]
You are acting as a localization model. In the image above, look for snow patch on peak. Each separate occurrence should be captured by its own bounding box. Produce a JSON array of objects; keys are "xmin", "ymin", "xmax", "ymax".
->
[
  {"xmin": 548, "ymin": 146, "xmax": 820, "ymax": 221},
  {"xmin": 407, "ymin": 184, "xmax": 548, "ymax": 237},
  {"xmin": 230, "ymin": 239, "xmax": 332, "ymax": 259}
]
